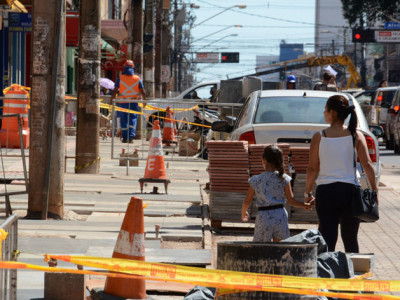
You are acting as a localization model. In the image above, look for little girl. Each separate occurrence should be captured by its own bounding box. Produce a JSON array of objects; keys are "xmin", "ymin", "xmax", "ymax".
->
[{"xmin": 242, "ymin": 145, "xmax": 311, "ymax": 242}]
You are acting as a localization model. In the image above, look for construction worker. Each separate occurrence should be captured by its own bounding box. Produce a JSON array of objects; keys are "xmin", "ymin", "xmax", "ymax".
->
[
  {"xmin": 286, "ymin": 75, "xmax": 296, "ymax": 90},
  {"xmin": 313, "ymin": 72, "xmax": 338, "ymax": 92},
  {"xmin": 112, "ymin": 60, "xmax": 146, "ymax": 143}
]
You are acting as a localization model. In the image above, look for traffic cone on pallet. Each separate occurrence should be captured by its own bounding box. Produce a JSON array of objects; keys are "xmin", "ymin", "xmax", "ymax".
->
[
  {"xmin": 139, "ymin": 120, "xmax": 170, "ymax": 193},
  {"xmin": 103, "ymin": 197, "xmax": 146, "ymax": 299},
  {"xmin": 162, "ymin": 106, "xmax": 177, "ymax": 146}
]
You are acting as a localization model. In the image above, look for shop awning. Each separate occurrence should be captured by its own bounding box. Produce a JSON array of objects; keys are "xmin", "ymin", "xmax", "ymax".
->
[
  {"xmin": 101, "ymin": 19, "xmax": 128, "ymax": 42},
  {"xmin": 5, "ymin": 0, "xmax": 27, "ymax": 12}
]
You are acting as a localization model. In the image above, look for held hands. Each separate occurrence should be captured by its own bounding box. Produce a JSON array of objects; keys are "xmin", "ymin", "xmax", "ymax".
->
[
  {"xmin": 304, "ymin": 193, "xmax": 315, "ymax": 209},
  {"xmin": 242, "ymin": 210, "xmax": 250, "ymax": 222}
]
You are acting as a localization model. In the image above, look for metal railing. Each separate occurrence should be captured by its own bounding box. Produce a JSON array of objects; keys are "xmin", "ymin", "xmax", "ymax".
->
[
  {"xmin": 110, "ymin": 99, "xmax": 242, "ymax": 170},
  {"xmin": 0, "ymin": 214, "xmax": 18, "ymax": 300}
]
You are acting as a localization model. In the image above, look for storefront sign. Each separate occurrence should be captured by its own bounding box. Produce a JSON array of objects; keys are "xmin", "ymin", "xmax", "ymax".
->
[{"xmin": 8, "ymin": 12, "xmax": 32, "ymax": 32}]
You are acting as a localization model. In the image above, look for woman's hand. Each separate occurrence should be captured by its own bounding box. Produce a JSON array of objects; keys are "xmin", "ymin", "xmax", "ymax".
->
[
  {"xmin": 304, "ymin": 194, "xmax": 315, "ymax": 206},
  {"xmin": 303, "ymin": 202, "xmax": 313, "ymax": 210},
  {"xmin": 242, "ymin": 211, "xmax": 250, "ymax": 222}
]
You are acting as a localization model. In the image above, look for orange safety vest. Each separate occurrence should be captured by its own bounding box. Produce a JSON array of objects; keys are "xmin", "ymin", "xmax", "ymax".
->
[{"xmin": 119, "ymin": 75, "xmax": 141, "ymax": 101}]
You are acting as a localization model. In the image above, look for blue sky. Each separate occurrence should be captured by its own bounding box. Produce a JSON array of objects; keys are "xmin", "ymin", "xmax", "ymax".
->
[{"xmin": 186, "ymin": 0, "xmax": 316, "ymax": 83}]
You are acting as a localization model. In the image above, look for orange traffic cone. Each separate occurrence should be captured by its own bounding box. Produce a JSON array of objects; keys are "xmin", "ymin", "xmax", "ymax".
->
[
  {"xmin": 139, "ymin": 120, "xmax": 170, "ymax": 193},
  {"xmin": 0, "ymin": 84, "xmax": 30, "ymax": 148},
  {"xmin": 162, "ymin": 106, "xmax": 177, "ymax": 146},
  {"xmin": 103, "ymin": 197, "xmax": 146, "ymax": 299}
]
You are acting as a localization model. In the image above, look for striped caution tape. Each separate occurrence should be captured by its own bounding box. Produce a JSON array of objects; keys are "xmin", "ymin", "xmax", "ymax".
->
[
  {"xmin": 0, "ymin": 257, "xmax": 395, "ymax": 300},
  {"xmin": 101, "ymin": 103, "xmax": 211, "ymax": 129},
  {"xmin": 2, "ymin": 84, "xmax": 31, "ymax": 95},
  {"xmin": 0, "ymin": 229, "xmax": 8, "ymax": 254},
  {"xmin": 66, "ymin": 95, "xmax": 201, "ymax": 113},
  {"xmin": 38, "ymin": 254, "xmax": 400, "ymax": 298},
  {"xmin": 74, "ymin": 157, "xmax": 101, "ymax": 172}
]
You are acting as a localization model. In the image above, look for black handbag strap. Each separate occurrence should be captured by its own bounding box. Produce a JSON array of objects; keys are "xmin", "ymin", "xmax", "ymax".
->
[{"xmin": 352, "ymin": 132, "xmax": 370, "ymax": 188}]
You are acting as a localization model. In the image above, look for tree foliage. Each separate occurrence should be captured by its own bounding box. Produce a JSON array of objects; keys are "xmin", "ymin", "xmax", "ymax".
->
[{"xmin": 341, "ymin": 0, "xmax": 400, "ymax": 27}]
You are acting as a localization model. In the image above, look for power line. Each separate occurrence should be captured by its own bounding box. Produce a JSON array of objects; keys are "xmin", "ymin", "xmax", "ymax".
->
[{"xmin": 196, "ymin": 0, "xmax": 347, "ymax": 29}]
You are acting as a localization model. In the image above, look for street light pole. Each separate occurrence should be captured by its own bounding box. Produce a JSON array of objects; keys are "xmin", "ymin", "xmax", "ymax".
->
[
  {"xmin": 191, "ymin": 5, "xmax": 246, "ymax": 30},
  {"xmin": 191, "ymin": 25, "xmax": 242, "ymax": 43},
  {"xmin": 193, "ymin": 34, "xmax": 238, "ymax": 53},
  {"xmin": 174, "ymin": 4, "xmax": 246, "ymax": 40}
]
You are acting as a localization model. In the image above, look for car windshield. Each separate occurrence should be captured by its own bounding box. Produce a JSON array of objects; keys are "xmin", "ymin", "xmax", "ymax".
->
[
  {"xmin": 254, "ymin": 96, "xmax": 331, "ymax": 124},
  {"xmin": 355, "ymin": 91, "xmax": 375, "ymax": 105}
]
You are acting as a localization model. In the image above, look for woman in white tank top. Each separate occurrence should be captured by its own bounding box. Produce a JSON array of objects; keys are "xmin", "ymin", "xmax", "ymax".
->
[{"xmin": 304, "ymin": 95, "xmax": 378, "ymax": 253}]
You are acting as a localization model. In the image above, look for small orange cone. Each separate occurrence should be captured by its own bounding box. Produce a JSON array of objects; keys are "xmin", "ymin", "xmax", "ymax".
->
[
  {"xmin": 103, "ymin": 197, "xmax": 146, "ymax": 299},
  {"xmin": 162, "ymin": 106, "xmax": 177, "ymax": 146},
  {"xmin": 139, "ymin": 120, "xmax": 170, "ymax": 193}
]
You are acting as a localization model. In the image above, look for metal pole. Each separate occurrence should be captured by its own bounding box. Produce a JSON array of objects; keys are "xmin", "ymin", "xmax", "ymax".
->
[
  {"xmin": 76, "ymin": 0, "xmax": 101, "ymax": 174},
  {"xmin": 173, "ymin": 0, "xmax": 178, "ymax": 92},
  {"xmin": 132, "ymin": 0, "xmax": 144, "ymax": 139},
  {"xmin": 143, "ymin": 0, "xmax": 154, "ymax": 98},
  {"xmin": 162, "ymin": 6, "xmax": 171, "ymax": 98},
  {"xmin": 155, "ymin": 0, "xmax": 162, "ymax": 98},
  {"xmin": 29, "ymin": 0, "xmax": 65, "ymax": 220},
  {"xmin": 361, "ymin": 43, "xmax": 367, "ymax": 88}
]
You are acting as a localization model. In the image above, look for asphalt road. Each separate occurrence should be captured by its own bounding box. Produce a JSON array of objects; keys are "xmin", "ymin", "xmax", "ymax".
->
[{"xmin": 380, "ymin": 146, "xmax": 400, "ymax": 169}]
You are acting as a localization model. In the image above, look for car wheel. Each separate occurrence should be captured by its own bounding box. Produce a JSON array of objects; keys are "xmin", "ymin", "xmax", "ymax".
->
[
  {"xmin": 147, "ymin": 112, "xmax": 166, "ymax": 129},
  {"xmin": 385, "ymin": 140, "xmax": 393, "ymax": 150},
  {"xmin": 395, "ymin": 139, "xmax": 400, "ymax": 154},
  {"xmin": 388, "ymin": 135, "xmax": 395, "ymax": 150}
]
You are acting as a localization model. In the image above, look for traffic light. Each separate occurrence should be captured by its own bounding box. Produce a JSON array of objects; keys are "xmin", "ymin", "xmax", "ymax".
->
[
  {"xmin": 352, "ymin": 29, "xmax": 375, "ymax": 43},
  {"xmin": 143, "ymin": 33, "xmax": 153, "ymax": 53},
  {"xmin": 221, "ymin": 52, "xmax": 239, "ymax": 63},
  {"xmin": 279, "ymin": 70, "xmax": 285, "ymax": 81}
]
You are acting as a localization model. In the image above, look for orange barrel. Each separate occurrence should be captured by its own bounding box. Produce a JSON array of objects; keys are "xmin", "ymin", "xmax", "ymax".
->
[{"xmin": 0, "ymin": 84, "xmax": 30, "ymax": 148}]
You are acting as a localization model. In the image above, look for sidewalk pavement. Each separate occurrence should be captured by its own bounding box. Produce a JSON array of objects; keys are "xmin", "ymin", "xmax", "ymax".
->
[
  {"xmin": 1, "ymin": 136, "xmax": 400, "ymax": 298},
  {"xmin": 1, "ymin": 136, "xmax": 210, "ymax": 299}
]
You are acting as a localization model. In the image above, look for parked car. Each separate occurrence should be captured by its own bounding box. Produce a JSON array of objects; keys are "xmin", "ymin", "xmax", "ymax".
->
[
  {"xmin": 353, "ymin": 89, "xmax": 376, "ymax": 105},
  {"xmin": 212, "ymin": 89, "xmax": 381, "ymax": 185},
  {"xmin": 145, "ymin": 81, "xmax": 219, "ymax": 130},
  {"xmin": 368, "ymin": 87, "xmax": 397, "ymax": 146},
  {"xmin": 174, "ymin": 81, "xmax": 219, "ymax": 101},
  {"xmin": 386, "ymin": 86, "xmax": 400, "ymax": 153}
]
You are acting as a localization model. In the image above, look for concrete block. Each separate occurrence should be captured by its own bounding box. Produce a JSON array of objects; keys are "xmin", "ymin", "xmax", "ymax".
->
[
  {"xmin": 349, "ymin": 253, "xmax": 375, "ymax": 273},
  {"xmin": 44, "ymin": 272, "xmax": 86, "ymax": 300},
  {"xmin": 119, "ymin": 151, "xmax": 139, "ymax": 166}
]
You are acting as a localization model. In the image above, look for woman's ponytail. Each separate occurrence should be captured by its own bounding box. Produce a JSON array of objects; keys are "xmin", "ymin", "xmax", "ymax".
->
[{"xmin": 347, "ymin": 105, "xmax": 357, "ymax": 138}]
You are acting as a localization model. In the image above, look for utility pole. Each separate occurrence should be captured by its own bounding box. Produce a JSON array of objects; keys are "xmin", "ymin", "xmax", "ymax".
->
[
  {"xmin": 132, "ymin": 0, "xmax": 144, "ymax": 76},
  {"xmin": 143, "ymin": 0, "xmax": 154, "ymax": 98},
  {"xmin": 173, "ymin": 0, "xmax": 179, "ymax": 92},
  {"xmin": 132, "ymin": 0, "xmax": 144, "ymax": 138},
  {"xmin": 155, "ymin": 0, "xmax": 162, "ymax": 98},
  {"xmin": 161, "ymin": 3, "xmax": 171, "ymax": 98},
  {"xmin": 360, "ymin": 43, "xmax": 367, "ymax": 88},
  {"xmin": 29, "ymin": 0, "xmax": 65, "ymax": 220},
  {"xmin": 75, "ymin": 0, "xmax": 100, "ymax": 174}
]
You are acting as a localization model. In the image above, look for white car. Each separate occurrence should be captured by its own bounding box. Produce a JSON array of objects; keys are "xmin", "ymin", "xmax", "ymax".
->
[
  {"xmin": 145, "ymin": 81, "xmax": 219, "ymax": 129},
  {"xmin": 212, "ymin": 89, "xmax": 381, "ymax": 185},
  {"xmin": 173, "ymin": 81, "xmax": 219, "ymax": 100}
]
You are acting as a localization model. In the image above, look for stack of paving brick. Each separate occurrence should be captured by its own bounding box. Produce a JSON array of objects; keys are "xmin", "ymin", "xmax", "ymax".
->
[
  {"xmin": 206, "ymin": 141, "xmax": 249, "ymax": 193},
  {"xmin": 290, "ymin": 146, "xmax": 310, "ymax": 174},
  {"xmin": 248, "ymin": 143, "xmax": 291, "ymax": 176}
]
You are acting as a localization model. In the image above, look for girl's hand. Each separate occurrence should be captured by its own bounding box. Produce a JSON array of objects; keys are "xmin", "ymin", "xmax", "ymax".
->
[
  {"xmin": 304, "ymin": 195, "xmax": 315, "ymax": 206},
  {"xmin": 242, "ymin": 211, "xmax": 250, "ymax": 222},
  {"xmin": 303, "ymin": 202, "xmax": 312, "ymax": 210}
]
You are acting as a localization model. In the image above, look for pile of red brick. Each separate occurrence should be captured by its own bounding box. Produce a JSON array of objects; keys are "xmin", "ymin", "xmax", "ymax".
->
[
  {"xmin": 206, "ymin": 141, "xmax": 311, "ymax": 192},
  {"xmin": 290, "ymin": 146, "xmax": 310, "ymax": 174},
  {"xmin": 206, "ymin": 141, "xmax": 249, "ymax": 193}
]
